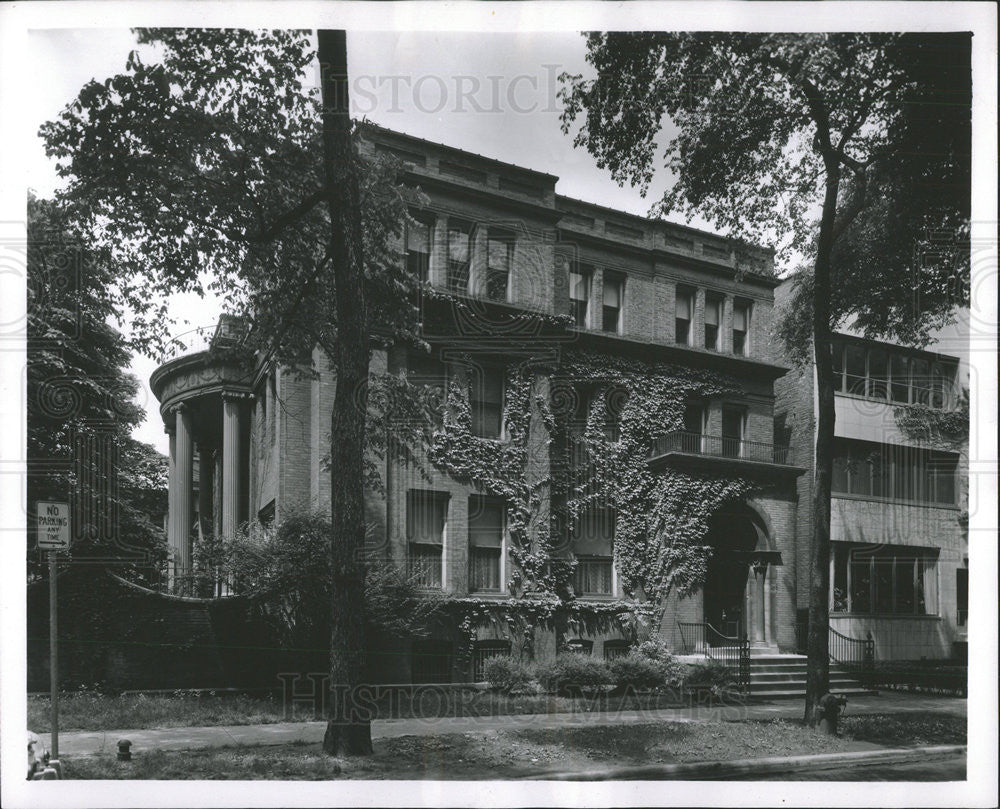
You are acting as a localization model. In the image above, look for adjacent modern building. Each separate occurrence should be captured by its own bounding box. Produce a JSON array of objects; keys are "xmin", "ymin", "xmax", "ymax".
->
[
  {"xmin": 774, "ymin": 280, "xmax": 969, "ymax": 661},
  {"xmin": 150, "ymin": 125, "xmax": 965, "ymax": 684}
]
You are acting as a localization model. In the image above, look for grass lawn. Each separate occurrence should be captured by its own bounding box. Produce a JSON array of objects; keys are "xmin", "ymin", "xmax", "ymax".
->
[
  {"xmin": 28, "ymin": 688, "xmax": 705, "ymax": 733},
  {"xmin": 59, "ymin": 713, "xmax": 965, "ymax": 780}
]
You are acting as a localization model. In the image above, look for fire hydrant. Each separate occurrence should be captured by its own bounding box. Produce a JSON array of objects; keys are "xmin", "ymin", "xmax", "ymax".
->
[
  {"xmin": 117, "ymin": 739, "xmax": 132, "ymax": 762},
  {"xmin": 817, "ymin": 693, "xmax": 848, "ymax": 736}
]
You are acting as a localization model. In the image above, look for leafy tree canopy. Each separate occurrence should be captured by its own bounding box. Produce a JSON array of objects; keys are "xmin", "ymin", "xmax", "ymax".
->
[
  {"xmin": 40, "ymin": 28, "xmax": 419, "ymax": 367},
  {"xmin": 27, "ymin": 194, "xmax": 167, "ymax": 580},
  {"xmin": 560, "ymin": 32, "xmax": 970, "ymax": 356}
]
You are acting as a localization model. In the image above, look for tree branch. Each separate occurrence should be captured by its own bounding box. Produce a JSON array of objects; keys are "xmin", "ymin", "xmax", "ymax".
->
[{"xmin": 250, "ymin": 188, "xmax": 326, "ymax": 243}]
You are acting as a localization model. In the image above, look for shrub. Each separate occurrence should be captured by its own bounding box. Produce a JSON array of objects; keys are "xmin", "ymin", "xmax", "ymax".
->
[
  {"xmin": 483, "ymin": 657, "xmax": 533, "ymax": 694},
  {"xmin": 611, "ymin": 651, "xmax": 682, "ymax": 691},
  {"xmin": 635, "ymin": 639, "xmax": 673, "ymax": 662},
  {"xmin": 534, "ymin": 653, "xmax": 614, "ymax": 696},
  {"xmin": 681, "ymin": 661, "xmax": 736, "ymax": 694}
]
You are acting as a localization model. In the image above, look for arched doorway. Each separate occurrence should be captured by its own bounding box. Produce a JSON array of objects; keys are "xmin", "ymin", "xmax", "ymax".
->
[{"xmin": 703, "ymin": 504, "xmax": 780, "ymax": 646}]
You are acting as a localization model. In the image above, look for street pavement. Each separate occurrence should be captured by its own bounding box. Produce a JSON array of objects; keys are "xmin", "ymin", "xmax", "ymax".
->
[{"xmin": 39, "ymin": 692, "xmax": 965, "ymax": 759}]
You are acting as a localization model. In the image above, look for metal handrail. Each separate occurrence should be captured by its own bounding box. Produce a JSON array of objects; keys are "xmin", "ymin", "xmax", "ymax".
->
[
  {"xmin": 676, "ymin": 621, "xmax": 750, "ymax": 693},
  {"xmin": 796, "ymin": 622, "xmax": 876, "ymax": 672},
  {"xmin": 650, "ymin": 431, "xmax": 791, "ymax": 464}
]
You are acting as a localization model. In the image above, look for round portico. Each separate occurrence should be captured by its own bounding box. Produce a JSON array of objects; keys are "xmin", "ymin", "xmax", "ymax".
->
[{"xmin": 151, "ymin": 349, "xmax": 252, "ymax": 583}]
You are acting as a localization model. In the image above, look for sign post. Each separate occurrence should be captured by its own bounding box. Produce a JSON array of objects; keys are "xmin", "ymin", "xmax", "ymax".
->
[{"xmin": 37, "ymin": 501, "xmax": 70, "ymax": 760}]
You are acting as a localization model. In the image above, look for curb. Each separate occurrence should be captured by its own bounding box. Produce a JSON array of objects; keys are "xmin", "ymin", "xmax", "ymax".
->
[{"xmin": 524, "ymin": 744, "xmax": 967, "ymax": 780}]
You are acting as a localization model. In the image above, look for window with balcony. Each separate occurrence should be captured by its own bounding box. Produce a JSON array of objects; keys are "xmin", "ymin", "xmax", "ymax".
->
[
  {"xmin": 681, "ymin": 400, "xmax": 706, "ymax": 453},
  {"xmin": 572, "ymin": 508, "xmax": 615, "ymax": 596},
  {"xmin": 569, "ymin": 262, "xmax": 592, "ymax": 328},
  {"xmin": 468, "ymin": 495, "xmax": 504, "ymax": 593},
  {"xmin": 721, "ymin": 407, "xmax": 745, "ymax": 458},
  {"xmin": 446, "ymin": 222, "xmax": 471, "ymax": 293},
  {"xmin": 486, "ymin": 232, "xmax": 513, "ymax": 302},
  {"xmin": 602, "ymin": 273, "xmax": 624, "ymax": 333},
  {"xmin": 732, "ymin": 299, "xmax": 751, "ymax": 355},
  {"xmin": 470, "ymin": 365, "xmax": 504, "ymax": 439},
  {"xmin": 675, "ymin": 286, "xmax": 693, "ymax": 345},
  {"xmin": 831, "ymin": 542, "xmax": 939, "ymax": 616},
  {"xmin": 832, "ymin": 438, "xmax": 959, "ymax": 506},
  {"xmin": 405, "ymin": 216, "xmax": 432, "ymax": 282},
  {"xmin": 407, "ymin": 490, "xmax": 447, "ymax": 588},
  {"xmin": 831, "ymin": 337, "xmax": 958, "ymax": 410},
  {"xmin": 705, "ymin": 294, "xmax": 722, "ymax": 351}
]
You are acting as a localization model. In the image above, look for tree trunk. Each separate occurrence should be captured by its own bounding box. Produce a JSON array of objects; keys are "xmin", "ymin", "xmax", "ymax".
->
[
  {"xmin": 804, "ymin": 159, "xmax": 841, "ymax": 726},
  {"xmin": 317, "ymin": 29, "xmax": 373, "ymax": 757}
]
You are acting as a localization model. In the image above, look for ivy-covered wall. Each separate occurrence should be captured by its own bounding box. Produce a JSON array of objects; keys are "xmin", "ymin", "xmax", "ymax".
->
[{"xmin": 371, "ymin": 340, "xmax": 800, "ymax": 677}]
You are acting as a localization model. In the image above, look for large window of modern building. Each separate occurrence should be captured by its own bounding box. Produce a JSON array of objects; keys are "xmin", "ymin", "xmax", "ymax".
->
[
  {"xmin": 602, "ymin": 273, "xmax": 624, "ymax": 333},
  {"xmin": 407, "ymin": 490, "xmax": 447, "ymax": 588},
  {"xmin": 405, "ymin": 216, "xmax": 432, "ymax": 282},
  {"xmin": 831, "ymin": 337, "xmax": 958, "ymax": 410},
  {"xmin": 569, "ymin": 262, "xmax": 591, "ymax": 328},
  {"xmin": 831, "ymin": 542, "xmax": 939, "ymax": 615},
  {"xmin": 732, "ymin": 299, "xmax": 751, "ymax": 356},
  {"xmin": 468, "ymin": 495, "xmax": 504, "ymax": 593},
  {"xmin": 485, "ymin": 232, "xmax": 513, "ymax": 302},
  {"xmin": 470, "ymin": 365, "xmax": 504, "ymax": 439},
  {"xmin": 704, "ymin": 293, "xmax": 722, "ymax": 351},
  {"xmin": 832, "ymin": 438, "xmax": 959, "ymax": 506},
  {"xmin": 446, "ymin": 222, "xmax": 471, "ymax": 293},
  {"xmin": 572, "ymin": 508, "xmax": 615, "ymax": 596},
  {"xmin": 675, "ymin": 286, "xmax": 693, "ymax": 345}
]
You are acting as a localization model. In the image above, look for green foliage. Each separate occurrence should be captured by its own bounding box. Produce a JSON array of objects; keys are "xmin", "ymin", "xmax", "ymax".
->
[
  {"xmin": 610, "ymin": 651, "xmax": 682, "ymax": 692},
  {"xmin": 681, "ymin": 661, "xmax": 737, "ymax": 692},
  {"xmin": 893, "ymin": 388, "xmax": 969, "ymax": 449},
  {"xmin": 534, "ymin": 653, "xmax": 614, "ymax": 696},
  {"xmin": 26, "ymin": 193, "xmax": 168, "ymax": 581},
  {"xmin": 482, "ymin": 657, "xmax": 534, "ymax": 694}
]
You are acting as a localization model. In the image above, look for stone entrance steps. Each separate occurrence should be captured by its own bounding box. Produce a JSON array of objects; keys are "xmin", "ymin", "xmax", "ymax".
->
[{"xmin": 746, "ymin": 654, "xmax": 878, "ymax": 700}]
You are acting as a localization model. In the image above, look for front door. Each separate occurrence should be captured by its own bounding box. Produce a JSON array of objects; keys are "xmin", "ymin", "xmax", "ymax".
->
[{"xmin": 703, "ymin": 557, "xmax": 747, "ymax": 641}]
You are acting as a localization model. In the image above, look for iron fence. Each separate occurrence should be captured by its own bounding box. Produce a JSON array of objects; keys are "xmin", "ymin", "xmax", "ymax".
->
[{"xmin": 650, "ymin": 431, "xmax": 791, "ymax": 464}]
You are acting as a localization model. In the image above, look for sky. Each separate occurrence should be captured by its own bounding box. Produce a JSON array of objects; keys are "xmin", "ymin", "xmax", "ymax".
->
[{"xmin": 25, "ymin": 28, "xmax": 700, "ymax": 456}]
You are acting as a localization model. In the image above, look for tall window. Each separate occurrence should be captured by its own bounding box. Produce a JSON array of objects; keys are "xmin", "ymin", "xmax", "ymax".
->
[
  {"xmin": 486, "ymin": 233, "xmax": 513, "ymax": 302},
  {"xmin": 470, "ymin": 365, "xmax": 503, "ymax": 439},
  {"xmin": 447, "ymin": 222, "xmax": 471, "ymax": 293},
  {"xmin": 831, "ymin": 337, "xmax": 958, "ymax": 410},
  {"xmin": 572, "ymin": 508, "xmax": 615, "ymax": 596},
  {"xmin": 732, "ymin": 299, "xmax": 751, "ymax": 355},
  {"xmin": 569, "ymin": 263, "xmax": 591, "ymax": 327},
  {"xmin": 405, "ymin": 217, "xmax": 432, "ymax": 282},
  {"xmin": 831, "ymin": 542, "xmax": 939, "ymax": 615},
  {"xmin": 468, "ymin": 496, "xmax": 504, "ymax": 592},
  {"xmin": 675, "ymin": 286, "xmax": 693, "ymax": 345},
  {"xmin": 704, "ymin": 294, "xmax": 722, "ymax": 351},
  {"xmin": 681, "ymin": 400, "xmax": 706, "ymax": 453},
  {"xmin": 832, "ymin": 438, "xmax": 959, "ymax": 506},
  {"xmin": 407, "ymin": 490, "xmax": 447, "ymax": 588},
  {"xmin": 956, "ymin": 567, "xmax": 968, "ymax": 627},
  {"xmin": 721, "ymin": 407, "xmax": 745, "ymax": 458},
  {"xmin": 408, "ymin": 351, "xmax": 448, "ymax": 425},
  {"xmin": 602, "ymin": 274, "xmax": 623, "ymax": 333}
]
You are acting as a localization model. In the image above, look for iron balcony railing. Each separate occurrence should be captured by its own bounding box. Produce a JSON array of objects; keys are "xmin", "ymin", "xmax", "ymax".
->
[{"xmin": 650, "ymin": 431, "xmax": 792, "ymax": 465}]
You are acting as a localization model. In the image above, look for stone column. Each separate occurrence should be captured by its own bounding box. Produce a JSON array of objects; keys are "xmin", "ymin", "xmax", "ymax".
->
[
  {"xmin": 222, "ymin": 392, "xmax": 245, "ymax": 540},
  {"xmin": 429, "ymin": 213, "xmax": 449, "ymax": 288},
  {"xmin": 172, "ymin": 403, "xmax": 194, "ymax": 573},
  {"xmin": 750, "ymin": 564, "xmax": 767, "ymax": 644},
  {"xmin": 165, "ymin": 422, "xmax": 176, "ymax": 586},
  {"xmin": 470, "ymin": 225, "xmax": 487, "ymax": 296},
  {"xmin": 722, "ymin": 295, "xmax": 734, "ymax": 354},
  {"xmin": 198, "ymin": 444, "xmax": 214, "ymax": 539},
  {"xmin": 693, "ymin": 287, "xmax": 706, "ymax": 348}
]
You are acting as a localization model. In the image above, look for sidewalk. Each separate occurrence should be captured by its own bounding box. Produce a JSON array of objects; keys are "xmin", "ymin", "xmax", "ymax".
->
[{"xmin": 40, "ymin": 692, "xmax": 965, "ymax": 758}]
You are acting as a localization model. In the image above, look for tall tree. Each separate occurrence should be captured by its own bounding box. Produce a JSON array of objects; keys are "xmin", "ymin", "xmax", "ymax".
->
[
  {"xmin": 40, "ymin": 29, "xmax": 419, "ymax": 754},
  {"xmin": 27, "ymin": 193, "xmax": 168, "ymax": 583},
  {"xmin": 560, "ymin": 32, "xmax": 970, "ymax": 723}
]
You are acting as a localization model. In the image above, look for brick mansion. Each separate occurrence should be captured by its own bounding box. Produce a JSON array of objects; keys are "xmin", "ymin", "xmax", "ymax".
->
[{"xmin": 149, "ymin": 124, "xmax": 969, "ymax": 686}]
